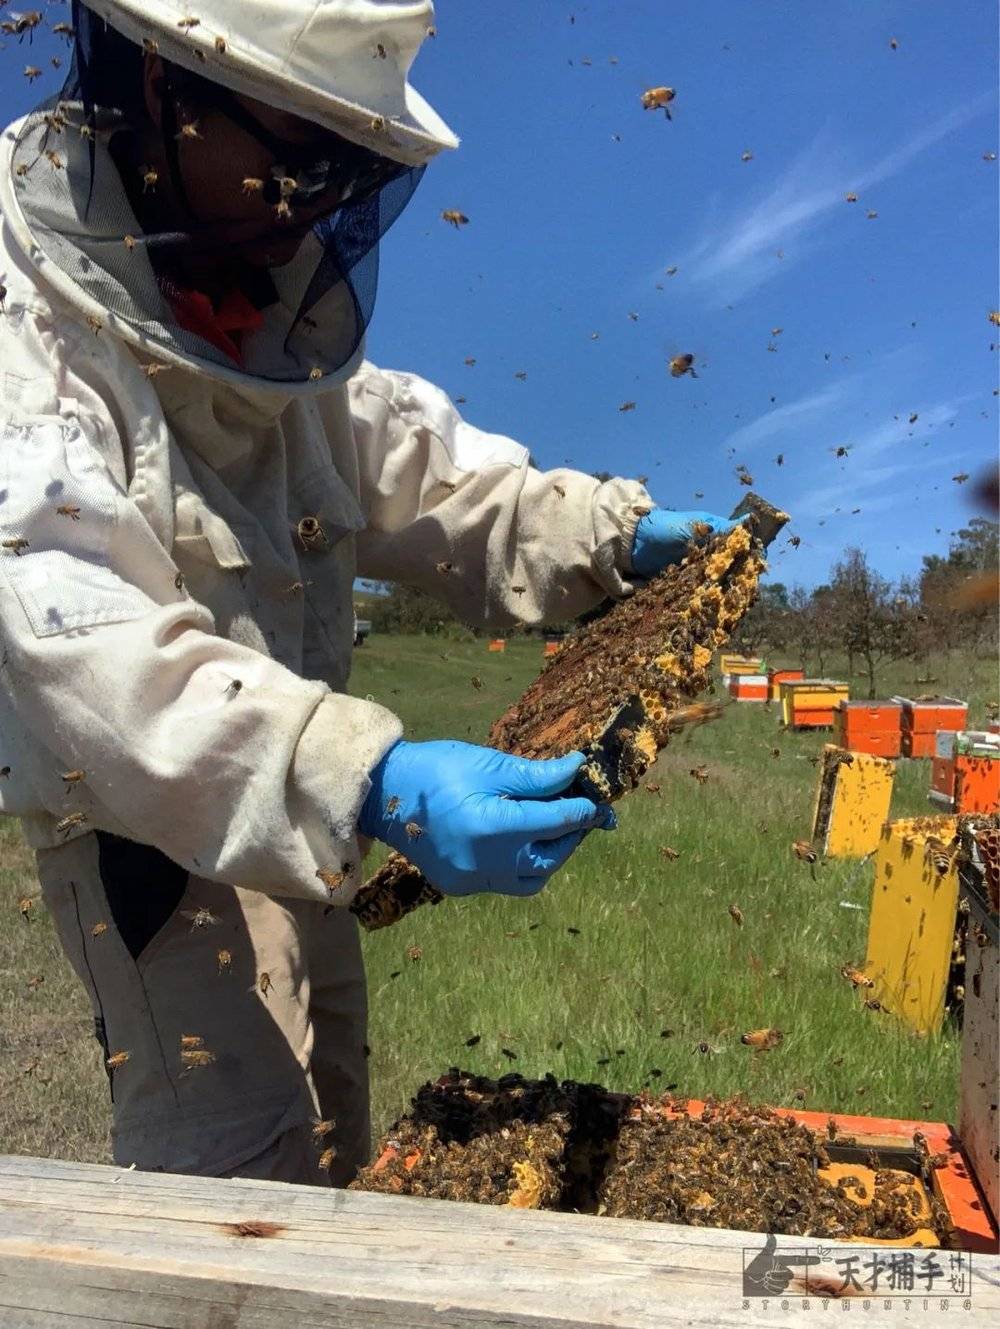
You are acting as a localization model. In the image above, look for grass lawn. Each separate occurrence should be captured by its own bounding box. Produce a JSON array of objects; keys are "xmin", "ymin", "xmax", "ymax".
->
[{"xmin": 1, "ymin": 636, "xmax": 995, "ymax": 1165}]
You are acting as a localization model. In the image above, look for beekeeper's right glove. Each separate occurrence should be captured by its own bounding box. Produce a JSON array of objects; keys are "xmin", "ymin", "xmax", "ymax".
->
[{"xmin": 358, "ymin": 740, "xmax": 616, "ymax": 897}]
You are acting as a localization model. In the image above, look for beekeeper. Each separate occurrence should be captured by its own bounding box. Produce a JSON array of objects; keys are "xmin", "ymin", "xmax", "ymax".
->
[{"xmin": 0, "ymin": 0, "xmax": 734, "ymax": 1187}]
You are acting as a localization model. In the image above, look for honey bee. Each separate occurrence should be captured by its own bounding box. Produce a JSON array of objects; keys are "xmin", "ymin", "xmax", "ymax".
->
[
  {"xmin": 55, "ymin": 811, "xmax": 87, "ymax": 838},
  {"xmin": 0, "ymin": 284, "xmax": 6, "ymax": 313},
  {"xmin": 216, "ymin": 948, "xmax": 232, "ymax": 974},
  {"xmin": 788, "ymin": 534, "xmax": 801, "ymax": 548},
  {"xmin": 952, "ymin": 473, "xmax": 970, "ymax": 484},
  {"xmin": 181, "ymin": 1048, "xmax": 216, "ymax": 1070},
  {"xmin": 91, "ymin": 921, "xmax": 108, "ymax": 937},
  {"xmin": 644, "ymin": 782, "xmax": 661, "ymax": 794},
  {"xmin": 831, "ymin": 445, "xmax": 851, "ymax": 458},
  {"xmin": 181, "ymin": 907, "xmax": 220, "ymax": 930},
  {"xmin": 316, "ymin": 866, "xmax": 350, "ymax": 894},
  {"xmin": 374, "ymin": 41, "xmax": 387, "ymax": 58},
  {"xmin": 665, "ymin": 265, "xmax": 678, "ymax": 276},
  {"xmin": 174, "ymin": 572, "xmax": 185, "ymax": 592},
  {"xmin": 984, "ymin": 151, "xmax": 998, "ymax": 161},
  {"xmin": 24, "ymin": 66, "xmax": 42, "ymax": 83},
  {"xmin": 441, "ymin": 210, "xmax": 469, "ymax": 227},
  {"xmin": 501, "ymin": 1048, "xmax": 517, "ymax": 1060},
  {"xmin": 146, "ymin": 362, "xmax": 170, "ymax": 378},
  {"xmin": 407, "ymin": 945, "xmax": 422, "ymax": 962},
  {"xmin": 43, "ymin": 112, "xmax": 66, "ymax": 135},
  {"xmin": 866, "ymin": 210, "xmax": 878, "ymax": 219},
  {"xmin": 889, "ymin": 36, "xmax": 899, "ymax": 49},
  {"xmin": 61, "ymin": 768, "xmax": 86, "ymax": 791},
  {"xmin": 2, "ymin": 538, "xmax": 29, "ymax": 555},
  {"xmin": 86, "ymin": 315, "xmax": 103, "ymax": 335},
  {"xmin": 792, "ymin": 839, "xmax": 817, "ymax": 863},
  {"xmin": 214, "ymin": 36, "xmax": 227, "ymax": 53},
  {"xmin": 470, "ymin": 676, "xmax": 483, "ymax": 690},
  {"xmin": 274, "ymin": 199, "xmax": 293, "ymax": 221},
  {"xmin": 659, "ymin": 845, "xmax": 680, "ymax": 861},
  {"xmin": 740, "ymin": 149, "xmax": 753, "ymax": 162},
  {"xmin": 988, "ymin": 311, "xmax": 1000, "ymax": 326},
  {"xmin": 297, "ymin": 515, "xmax": 327, "ymax": 551},
  {"xmin": 55, "ymin": 503, "xmax": 81, "ymax": 524},
  {"xmin": 669, "ymin": 353, "xmax": 697, "ymax": 379},
  {"xmin": 464, "ymin": 1033, "xmax": 482, "ymax": 1047},
  {"xmin": 223, "ymin": 679, "xmax": 243, "ymax": 698},
  {"xmin": 863, "ymin": 999, "xmax": 884, "ymax": 1012},
  {"xmin": 177, "ymin": 15, "xmax": 202, "ymax": 30},
  {"xmin": 404, "ymin": 821, "xmax": 423, "ymax": 839},
  {"xmin": 106, "ymin": 1051, "xmax": 131, "ymax": 1071},
  {"xmin": 312, "ymin": 1118, "xmax": 335, "ymax": 1141},
  {"xmin": 728, "ymin": 904, "xmax": 744, "ymax": 927},
  {"xmin": 318, "ymin": 1146, "xmax": 337, "ymax": 1171},
  {"xmin": 435, "ymin": 561, "xmax": 454, "ymax": 574},
  {"xmin": 689, "ymin": 765, "xmax": 709, "ymax": 784},
  {"xmin": 925, "ymin": 1151, "xmax": 949, "ymax": 1170},
  {"xmin": 640, "ymin": 86, "xmax": 675, "ymax": 117},
  {"xmin": 385, "ymin": 795, "xmax": 401, "ymax": 815},
  {"xmin": 140, "ymin": 165, "xmax": 159, "ymax": 193},
  {"xmin": 826, "ymin": 1117, "xmax": 839, "ymax": 1140},
  {"xmin": 142, "ymin": 38, "xmax": 159, "ymax": 54},
  {"xmin": 308, "ymin": 367, "xmax": 323, "ymax": 381},
  {"xmin": 840, "ymin": 963, "xmax": 874, "ymax": 988},
  {"xmin": 257, "ymin": 971, "xmax": 273, "ymax": 998},
  {"xmin": 619, "ymin": 401, "xmax": 636, "ymax": 412},
  {"xmin": 513, "ymin": 371, "xmax": 527, "ymax": 381},
  {"xmin": 241, "ymin": 177, "xmax": 264, "ymax": 196},
  {"xmin": 908, "ymin": 412, "xmax": 919, "ymax": 423},
  {"xmin": 553, "ymin": 484, "xmax": 566, "ymax": 498},
  {"xmin": 845, "ymin": 191, "xmax": 858, "ymax": 203},
  {"xmin": 18, "ymin": 897, "xmax": 34, "ymax": 921},
  {"xmin": 176, "ymin": 121, "xmax": 202, "ymax": 140},
  {"xmin": 737, "ymin": 469, "xmax": 753, "ymax": 486},
  {"xmin": 463, "ymin": 356, "xmax": 477, "ymax": 366},
  {"xmin": 180, "ymin": 1034, "xmax": 204, "ymax": 1050},
  {"xmin": 14, "ymin": 163, "xmax": 30, "ymax": 178},
  {"xmin": 741, "ymin": 1027, "xmax": 783, "ymax": 1050}
]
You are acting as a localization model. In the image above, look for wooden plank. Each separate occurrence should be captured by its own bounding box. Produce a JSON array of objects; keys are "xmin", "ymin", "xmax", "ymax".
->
[{"xmin": 0, "ymin": 1155, "xmax": 996, "ymax": 1328}]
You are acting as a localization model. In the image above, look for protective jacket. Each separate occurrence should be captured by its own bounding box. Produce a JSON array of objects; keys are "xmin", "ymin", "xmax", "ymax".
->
[{"xmin": 0, "ymin": 121, "xmax": 651, "ymax": 912}]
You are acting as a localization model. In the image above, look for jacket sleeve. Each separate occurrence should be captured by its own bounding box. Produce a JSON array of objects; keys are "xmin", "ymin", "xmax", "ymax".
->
[
  {"xmin": 348, "ymin": 362, "xmax": 653, "ymax": 627},
  {"xmin": 0, "ymin": 395, "xmax": 400, "ymax": 908}
]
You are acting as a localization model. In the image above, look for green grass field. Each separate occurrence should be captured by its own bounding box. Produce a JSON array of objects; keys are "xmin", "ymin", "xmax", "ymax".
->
[{"xmin": 1, "ymin": 637, "xmax": 995, "ymax": 1166}]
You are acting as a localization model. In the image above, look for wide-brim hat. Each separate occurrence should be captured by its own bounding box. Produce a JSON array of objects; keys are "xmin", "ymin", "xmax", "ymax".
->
[{"xmin": 82, "ymin": 0, "xmax": 459, "ymax": 166}]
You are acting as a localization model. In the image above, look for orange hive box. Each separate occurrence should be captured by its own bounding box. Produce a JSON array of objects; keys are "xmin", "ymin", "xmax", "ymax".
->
[
  {"xmin": 728, "ymin": 673, "xmax": 769, "ymax": 702},
  {"xmin": 768, "ymin": 666, "xmax": 804, "ymax": 701},
  {"xmin": 835, "ymin": 700, "xmax": 903, "ymax": 758},
  {"xmin": 543, "ymin": 640, "xmax": 562, "ymax": 658},
  {"xmin": 895, "ymin": 695, "xmax": 968, "ymax": 759},
  {"xmin": 930, "ymin": 732, "xmax": 1000, "ymax": 815},
  {"xmin": 488, "ymin": 638, "xmax": 506, "ymax": 653}
]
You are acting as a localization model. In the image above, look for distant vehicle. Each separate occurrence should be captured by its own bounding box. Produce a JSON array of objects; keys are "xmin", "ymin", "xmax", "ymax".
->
[{"xmin": 353, "ymin": 615, "xmax": 372, "ymax": 646}]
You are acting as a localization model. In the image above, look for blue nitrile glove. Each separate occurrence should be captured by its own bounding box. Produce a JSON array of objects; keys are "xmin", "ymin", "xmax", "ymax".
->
[
  {"xmin": 630, "ymin": 508, "xmax": 739, "ymax": 578},
  {"xmin": 358, "ymin": 740, "xmax": 617, "ymax": 898}
]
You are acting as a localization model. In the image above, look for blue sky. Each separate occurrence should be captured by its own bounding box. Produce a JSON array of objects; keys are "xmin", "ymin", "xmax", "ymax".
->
[{"xmin": 3, "ymin": 2, "xmax": 997, "ymax": 589}]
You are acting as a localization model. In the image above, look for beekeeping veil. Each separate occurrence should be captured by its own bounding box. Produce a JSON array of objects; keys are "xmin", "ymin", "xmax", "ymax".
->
[{"xmin": 2, "ymin": 0, "xmax": 457, "ymax": 388}]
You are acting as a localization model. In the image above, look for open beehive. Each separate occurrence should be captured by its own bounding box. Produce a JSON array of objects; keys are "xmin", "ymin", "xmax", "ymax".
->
[
  {"xmin": 350, "ymin": 1069, "xmax": 998, "ymax": 1251},
  {"xmin": 349, "ymin": 496, "xmax": 786, "ymax": 931}
]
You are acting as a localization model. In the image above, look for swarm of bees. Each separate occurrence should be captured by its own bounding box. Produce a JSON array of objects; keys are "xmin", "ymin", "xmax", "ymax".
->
[{"xmin": 355, "ymin": 1074, "xmax": 949, "ymax": 1242}]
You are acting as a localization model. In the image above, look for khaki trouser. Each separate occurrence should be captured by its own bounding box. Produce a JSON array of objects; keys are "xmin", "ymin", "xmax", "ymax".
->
[{"xmin": 36, "ymin": 832, "xmax": 370, "ymax": 1187}]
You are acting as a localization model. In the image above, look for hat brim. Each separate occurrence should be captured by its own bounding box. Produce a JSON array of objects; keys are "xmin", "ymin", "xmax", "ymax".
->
[{"xmin": 94, "ymin": 0, "xmax": 459, "ymax": 166}]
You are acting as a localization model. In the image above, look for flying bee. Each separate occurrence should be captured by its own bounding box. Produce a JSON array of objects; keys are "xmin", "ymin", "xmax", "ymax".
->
[
  {"xmin": 385, "ymin": 795, "xmax": 401, "ymax": 815},
  {"xmin": 407, "ymin": 945, "xmax": 422, "ymax": 962},
  {"xmin": 863, "ymin": 999, "xmax": 884, "ymax": 1012},
  {"xmin": 297, "ymin": 515, "xmax": 327, "ymax": 551},
  {"xmin": 142, "ymin": 38, "xmax": 159, "ymax": 54},
  {"xmin": 619, "ymin": 401, "xmax": 636, "ymax": 412},
  {"xmin": 845, "ymin": 191, "xmax": 858, "ymax": 202},
  {"xmin": 181, "ymin": 907, "xmax": 220, "ymax": 930},
  {"xmin": 788, "ymin": 535, "xmax": 801, "ymax": 547},
  {"xmin": 308, "ymin": 367, "xmax": 323, "ymax": 381},
  {"xmin": 61, "ymin": 768, "xmax": 86, "ymax": 791},
  {"xmin": 831, "ymin": 445, "xmax": 851, "ymax": 458},
  {"xmin": 792, "ymin": 839, "xmax": 817, "ymax": 863},
  {"xmin": 952, "ymin": 473, "xmax": 970, "ymax": 484},
  {"xmin": 511, "ymin": 584, "xmax": 527, "ymax": 596},
  {"xmin": 689, "ymin": 765, "xmax": 709, "ymax": 784},
  {"xmin": 404, "ymin": 821, "xmax": 423, "ymax": 839},
  {"xmin": 840, "ymin": 963, "xmax": 874, "ymax": 989},
  {"xmin": 866, "ymin": 210, "xmax": 878, "ymax": 219},
  {"xmin": 106, "ymin": 1051, "xmax": 130, "ymax": 1070},
  {"xmin": 55, "ymin": 811, "xmax": 87, "ymax": 838},
  {"xmin": 741, "ymin": 1027, "xmax": 783, "ymax": 1050},
  {"xmin": 741, "ymin": 149, "xmax": 753, "ymax": 162},
  {"xmin": 216, "ymin": 948, "xmax": 232, "ymax": 974},
  {"xmin": 44, "ymin": 149, "xmax": 63, "ymax": 169},
  {"xmin": 988, "ymin": 310, "xmax": 1000, "ymax": 326},
  {"xmin": 177, "ymin": 15, "xmax": 201, "ymax": 29},
  {"xmin": 181, "ymin": 1048, "xmax": 216, "ymax": 1070},
  {"xmin": 140, "ymin": 165, "xmax": 159, "ymax": 193},
  {"xmin": 669, "ymin": 353, "xmax": 697, "ymax": 379},
  {"xmin": 91, "ymin": 922, "xmax": 108, "ymax": 938},
  {"xmin": 441, "ymin": 210, "xmax": 469, "ymax": 227},
  {"xmin": 176, "ymin": 121, "xmax": 202, "ymax": 140},
  {"xmin": 728, "ymin": 903, "xmax": 744, "ymax": 927},
  {"xmin": 737, "ymin": 469, "xmax": 753, "ymax": 486},
  {"xmin": 43, "ymin": 112, "xmax": 66, "ymax": 135},
  {"xmin": 513, "ymin": 370, "xmax": 527, "ymax": 381},
  {"xmin": 640, "ymin": 86, "xmax": 675, "ymax": 117},
  {"xmin": 3, "ymin": 538, "xmax": 29, "ymax": 555},
  {"xmin": 241, "ymin": 177, "xmax": 264, "ymax": 196},
  {"xmin": 24, "ymin": 66, "xmax": 42, "ymax": 83},
  {"xmin": 214, "ymin": 35, "xmax": 227, "ymax": 53},
  {"xmin": 645, "ymin": 782, "xmax": 661, "ymax": 794},
  {"xmin": 985, "ymin": 151, "xmax": 998, "ymax": 161},
  {"xmin": 274, "ymin": 199, "xmax": 293, "ymax": 221},
  {"xmin": 316, "ymin": 866, "xmax": 351, "ymax": 894}
]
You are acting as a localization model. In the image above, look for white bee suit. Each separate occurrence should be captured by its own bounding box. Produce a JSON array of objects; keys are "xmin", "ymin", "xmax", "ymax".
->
[{"xmin": 0, "ymin": 91, "xmax": 650, "ymax": 1177}]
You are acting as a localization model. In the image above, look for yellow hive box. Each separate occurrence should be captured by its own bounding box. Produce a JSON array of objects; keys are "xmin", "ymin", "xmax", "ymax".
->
[
  {"xmin": 864, "ymin": 816, "xmax": 960, "ymax": 1035},
  {"xmin": 780, "ymin": 679, "xmax": 850, "ymax": 727},
  {"xmin": 811, "ymin": 745, "xmax": 896, "ymax": 858},
  {"xmin": 719, "ymin": 653, "xmax": 764, "ymax": 676}
]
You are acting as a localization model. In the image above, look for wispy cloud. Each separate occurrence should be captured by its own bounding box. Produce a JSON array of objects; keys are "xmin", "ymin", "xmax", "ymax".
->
[
  {"xmin": 722, "ymin": 379, "xmax": 856, "ymax": 452},
  {"xmin": 678, "ymin": 93, "xmax": 994, "ymax": 304}
]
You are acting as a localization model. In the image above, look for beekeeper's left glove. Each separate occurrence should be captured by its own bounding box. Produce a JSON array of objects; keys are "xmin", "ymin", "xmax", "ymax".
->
[
  {"xmin": 630, "ymin": 508, "xmax": 740, "ymax": 578},
  {"xmin": 358, "ymin": 740, "xmax": 616, "ymax": 897}
]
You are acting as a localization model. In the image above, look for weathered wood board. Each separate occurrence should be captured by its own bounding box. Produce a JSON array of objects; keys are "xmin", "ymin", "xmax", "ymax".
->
[{"xmin": 1, "ymin": 1155, "xmax": 997, "ymax": 1328}]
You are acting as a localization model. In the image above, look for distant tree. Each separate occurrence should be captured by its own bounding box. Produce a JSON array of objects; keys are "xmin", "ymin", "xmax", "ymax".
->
[
  {"xmin": 730, "ymin": 581, "xmax": 791, "ymax": 655},
  {"xmin": 367, "ymin": 583, "xmax": 460, "ymax": 636},
  {"xmin": 829, "ymin": 547, "xmax": 913, "ymax": 698},
  {"xmin": 920, "ymin": 518, "xmax": 999, "ymax": 657}
]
